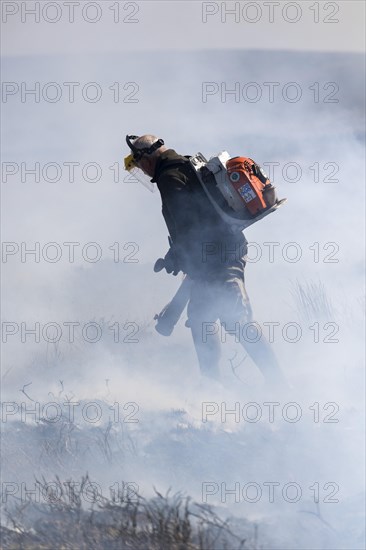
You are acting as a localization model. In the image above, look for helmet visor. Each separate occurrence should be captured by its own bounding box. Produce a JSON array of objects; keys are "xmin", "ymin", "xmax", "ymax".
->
[{"xmin": 123, "ymin": 153, "xmax": 155, "ymax": 192}]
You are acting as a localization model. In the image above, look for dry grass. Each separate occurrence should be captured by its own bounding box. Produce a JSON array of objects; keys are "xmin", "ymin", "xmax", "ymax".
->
[
  {"xmin": 290, "ymin": 279, "xmax": 335, "ymax": 322},
  {"xmin": 1, "ymin": 476, "xmax": 249, "ymax": 550}
]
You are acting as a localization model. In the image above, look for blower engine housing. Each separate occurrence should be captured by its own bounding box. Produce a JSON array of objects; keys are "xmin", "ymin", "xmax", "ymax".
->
[{"xmin": 189, "ymin": 151, "xmax": 286, "ymax": 231}]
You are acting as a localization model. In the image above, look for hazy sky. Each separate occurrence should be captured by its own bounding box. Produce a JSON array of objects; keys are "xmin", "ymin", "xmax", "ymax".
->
[{"xmin": 2, "ymin": 0, "xmax": 365, "ymax": 56}]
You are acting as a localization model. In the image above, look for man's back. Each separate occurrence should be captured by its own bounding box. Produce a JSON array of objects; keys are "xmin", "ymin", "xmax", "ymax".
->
[{"xmin": 152, "ymin": 149, "xmax": 247, "ymax": 279}]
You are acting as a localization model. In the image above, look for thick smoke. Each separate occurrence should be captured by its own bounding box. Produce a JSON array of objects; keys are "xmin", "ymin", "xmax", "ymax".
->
[{"xmin": 1, "ymin": 40, "xmax": 365, "ymax": 550}]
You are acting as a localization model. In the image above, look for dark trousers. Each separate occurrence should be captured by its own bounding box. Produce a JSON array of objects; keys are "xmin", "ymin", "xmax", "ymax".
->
[{"xmin": 186, "ymin": 266, "xmax": 284, "ymax": 383}]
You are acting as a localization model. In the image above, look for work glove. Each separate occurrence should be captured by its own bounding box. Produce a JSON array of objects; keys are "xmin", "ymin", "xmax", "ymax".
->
[
  {"xmin": 163, "ymin": 246, "xmax": 181, "ymax": 275},
  {"xmin": 154, "ymin": 237, "xmax": 181, "ymax": 276}
]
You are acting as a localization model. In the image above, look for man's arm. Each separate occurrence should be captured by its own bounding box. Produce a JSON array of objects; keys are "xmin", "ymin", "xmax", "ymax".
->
[{"xmin": 158, "ymin": 172, "xmax": 198, "ymax": 252}]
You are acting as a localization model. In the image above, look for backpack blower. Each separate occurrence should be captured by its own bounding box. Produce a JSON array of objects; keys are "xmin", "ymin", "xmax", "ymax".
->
[{"xmin": 189, "ymin": 151, "xmax": 286, "ymax": 231}]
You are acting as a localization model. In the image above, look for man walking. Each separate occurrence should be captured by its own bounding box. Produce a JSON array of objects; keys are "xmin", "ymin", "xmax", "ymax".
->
[{"xmin": 125, "ymin": 134, "xmax": 286, "ymax": 386}]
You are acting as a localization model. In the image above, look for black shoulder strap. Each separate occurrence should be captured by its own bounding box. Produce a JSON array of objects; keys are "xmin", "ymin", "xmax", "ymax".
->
[{"xmin": 157, "ymin": 156, "xmax": 200, "ymax": 189}]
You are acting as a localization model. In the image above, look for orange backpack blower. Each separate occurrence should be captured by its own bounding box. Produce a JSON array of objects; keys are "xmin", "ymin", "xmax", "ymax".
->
[{"xmin": 189, "ymin": 151, "xmax": 286, "ymax": 230}]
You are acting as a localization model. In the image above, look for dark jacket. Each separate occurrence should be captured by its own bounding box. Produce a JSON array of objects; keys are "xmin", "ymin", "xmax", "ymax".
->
[{"xmin": 152, "ymin": 149, "xmax": 247, "ymax": 279}]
